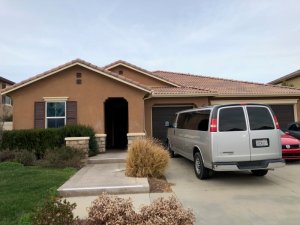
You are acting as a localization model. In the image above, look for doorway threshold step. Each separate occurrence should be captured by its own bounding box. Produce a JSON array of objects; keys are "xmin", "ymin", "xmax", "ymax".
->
[
  {"xmin": 88, "ymin": 151, "xmax": 127, "ymax": 164},
  {"xmin": 88, "ymin": 157, "xmax": 125, "ymax": 164}
]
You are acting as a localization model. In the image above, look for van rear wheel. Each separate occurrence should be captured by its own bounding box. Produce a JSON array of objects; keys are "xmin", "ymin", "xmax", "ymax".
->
[
  {"xmin": 194, "ymin": 152, "xmax": 209, "ymax": 180},
  {"xmin": 251, "ymin": 169, "xmax": 268, "ymax": 176}
]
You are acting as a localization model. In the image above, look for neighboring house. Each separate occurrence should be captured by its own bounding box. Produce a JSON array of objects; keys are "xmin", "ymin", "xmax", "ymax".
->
[
  {"xmin": 2, "ymin": 59, "xmax": 300, "ymax": 151},
  {"xmin": 0, "ymin": 76, "xmax": 15, "ymax": 120},
  {"xmin": 269, "ymin": 69, "xmax": 300, "ymax": 88}
]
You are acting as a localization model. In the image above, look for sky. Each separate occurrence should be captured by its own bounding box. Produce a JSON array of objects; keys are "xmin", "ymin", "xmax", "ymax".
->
[{"xmin": 0, "ymin": 0, "xmax": 299, "ymax": 84}]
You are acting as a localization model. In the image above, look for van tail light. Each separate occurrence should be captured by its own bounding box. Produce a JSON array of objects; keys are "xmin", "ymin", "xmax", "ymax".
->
[
  {"xmin": 273, "ymin": 116, "xmax": 280, "ymax": 129},
  {"xmin": 210, "ymin": 118, "xmax": 218, "ymax": 132}
]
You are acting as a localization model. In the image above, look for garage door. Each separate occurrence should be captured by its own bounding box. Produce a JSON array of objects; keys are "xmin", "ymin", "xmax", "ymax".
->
[
  {"xmin": 152, "ymin": 106, "xmax": 193, "ymax": 144},
  {"xmin": 270, "ymin": 105, "xmax": 295, "ymax": 130}
]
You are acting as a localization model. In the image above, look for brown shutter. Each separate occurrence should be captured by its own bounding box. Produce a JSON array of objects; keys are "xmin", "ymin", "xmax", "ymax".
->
[
  {"xmin": 66, "ymin": 101, "xmax": 77, "ymax": 125},
  {"xmin": 34, "ymin": 102, "xmax": 45, "ymax": 128}
]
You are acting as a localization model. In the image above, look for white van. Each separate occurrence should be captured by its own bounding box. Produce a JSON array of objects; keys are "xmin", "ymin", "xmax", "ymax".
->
[{"xmin": 166, "ymin": 104, "xmax": 285, "ymax": 179}]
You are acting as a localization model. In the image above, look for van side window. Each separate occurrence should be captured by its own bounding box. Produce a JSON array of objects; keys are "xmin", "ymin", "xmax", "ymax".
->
[
  {"xmin": 180, "ymin": 110, "xmax": 210, "ymax": 131},
  {"xmin": 219, "ymin": 107, "xmax": 246, "ymax": 132},
  {"xmin": 177, "ymin": 113, "xmax": 187, "ymax": 129},
  {"xmin": 247, "ymin": 107, "xmax": 274, "ymax": 130},
  {"xmin": 191, "ymin": 110, "xmax": 210, "ymax": 131}
]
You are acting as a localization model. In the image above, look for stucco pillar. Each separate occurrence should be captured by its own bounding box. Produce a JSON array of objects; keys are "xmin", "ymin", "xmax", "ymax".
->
[{"xmin": 127, "ymin": 133, "xmax": 146, "ymax": 148}]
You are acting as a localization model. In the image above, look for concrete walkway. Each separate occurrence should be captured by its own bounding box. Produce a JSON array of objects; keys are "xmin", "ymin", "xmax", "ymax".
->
[
  {"xmin": 58, "ymin": 151, "xmax": 149, "ymax": 197},
  {"xmin": 61, "ymin": 150, "xmax": 173, "ymax": 219}
]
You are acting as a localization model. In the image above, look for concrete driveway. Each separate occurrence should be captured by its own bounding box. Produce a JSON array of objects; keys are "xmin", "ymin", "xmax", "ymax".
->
[{"xmin": 166, "ymin": 157, "xmax": 300, "ymax": 225}]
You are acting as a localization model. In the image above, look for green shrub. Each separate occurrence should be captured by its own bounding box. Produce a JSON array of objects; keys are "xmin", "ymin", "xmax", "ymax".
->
[
  {"xmin": 139, "ymin": 196, "xmax": 195, "ymax": 225},
  {"xmin": 62, "ymin": 125, "xmax": 98, "ymax": 157},
  {"xmin": 32, "ymin": 197, "xmax": 77, "ymax": 225},
  {"xmin": 42, "ymin": 146, "xmax": 85, "ymax": 168},
  {"xmin": 0, "ymin": 150, "xmax": 16, "ymax": 162},
  {"xmin": 86, "ymin": 193, "xmax": 139, "ymax": 225},
  {"xmin": 15, "ymin": 150, "xmax": 36, "ymax": 166},
  {"xmin": 125, "ymin": 138, "xmax": 170, "ymax": 178},
  {"xmin": 1, "ymin": 125, "xmax": 98, "ymax": 158}
]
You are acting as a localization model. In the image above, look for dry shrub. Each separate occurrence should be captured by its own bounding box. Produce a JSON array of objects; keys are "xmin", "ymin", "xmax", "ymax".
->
[
  {"xmin": 0, "ymin": 150, "xmax": 15, "ymax": 162},
  {"xmin": 32, "ymin": 197, "xmax": 77, "ymax": 225},
  {"xmin": 42, "ymin": 146, "xmax": 85, "ymax": 169},
  {"xmin": 139, "ymin": 196, "xmax": 195, "ymax": 225},
  {"xmin": 85, "ymin": 194, "xmax": 195, "ymax": 225},
  {"xmin": 125, "ymin": 138, "xmax": 170, "ymax": 178},
  {"xmin": 86, "ymin": 193, "xmax": 139, "ymax": 225}
]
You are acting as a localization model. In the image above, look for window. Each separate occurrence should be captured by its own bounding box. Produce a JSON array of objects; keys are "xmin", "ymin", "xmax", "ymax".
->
[
  {"xmin": 46, "ymin": 102, "xmax": 66, "ymax": 128},
  {"xmin": 247, "ymin": 107, "xmax": 274, "ymax": 130},
  {"xmin": 219, "ymin": 107, "xmax": 246, "ymax": 132},
  {"xmin": 176, "ymin": 113, "xmax": 187, "ymax": 129},
  {"xmin": 2, "ymin": 95, "xmax": 12, "ymax": 105}
]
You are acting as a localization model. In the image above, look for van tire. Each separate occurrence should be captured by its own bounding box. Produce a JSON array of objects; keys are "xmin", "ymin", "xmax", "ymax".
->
[
  {"xmin": 194, "ymin": 152, "xmax": 209, "ymax": 180},
  {"xmin": 167, "ymin": 142, "xmax": 175, "ymax": 158},
  {"xmin": 251, "ymin": 170, "xmax": 268, "ymax": 176}
]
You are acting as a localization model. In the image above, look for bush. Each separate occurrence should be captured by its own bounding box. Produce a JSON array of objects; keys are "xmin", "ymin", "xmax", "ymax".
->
[
  {"xmin": 84, "ymin": 194, "xmax": 195, "ymax": 225},
  {"xmin": 139, "ymin": 196, "xmax": 195, "ymax": 225},
  {"xmin": 0, "ymin": 150, "xmax": 16, "ymax": 162},
  {"xmin": 86, "ymin": 193, "xmax": 139, "ymax": 225},
  {"xmin": 15, "ymin": 150, "xmax": 36, "ymax": 166},
  {"xmin": 1, "ymin": 125, "xmax": 99, "ymax": 158},
  {"xmin": 42, "ymin": 146, "xmax": 85, "ymax": 168},
  {"xmin": 62, "ymin": 125, "xmax": 98, "ymax": 157},
  {"xmin": 32, "ymin": 197, "xmax": 78, "ymax": 225},
  {"xmin": 125, "ymin": 138, "xmax": 170, "ymax": 178}
]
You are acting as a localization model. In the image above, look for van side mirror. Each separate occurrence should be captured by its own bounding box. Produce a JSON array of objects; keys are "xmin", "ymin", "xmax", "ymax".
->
[{"xmin": 165, "ymin": 121, "xmax": 170, "ymax": 127}]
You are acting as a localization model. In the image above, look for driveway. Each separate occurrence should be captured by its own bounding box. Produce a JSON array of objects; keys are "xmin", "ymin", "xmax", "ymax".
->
[{"xmin": 166, "ymin": 157, "xmax": 300, "ymax": 225}]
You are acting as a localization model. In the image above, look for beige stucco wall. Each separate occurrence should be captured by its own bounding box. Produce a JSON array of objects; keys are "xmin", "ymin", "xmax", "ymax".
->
[
  {"xmin": 144, "ymin": 97, "xmax": 209, "ymax": 136},
  {"xmin": 109, "ymin": 65, "xmax": 173, "ymax": 87},
  {"xmin": 277, "ymin": 76, "xmax": 300, "ymax": 88},
  {"xmin": 9, "ymin": 65, "xmax": 147, "ymax": 133}
]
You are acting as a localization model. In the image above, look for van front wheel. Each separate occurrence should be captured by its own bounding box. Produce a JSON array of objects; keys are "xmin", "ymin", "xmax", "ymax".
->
[
  {"xmin": 251, "ymin": 170, "xmax": 268, "ymax": 176},
  {"xmin": 194, "ymin": 152, "xmax": 209, "ymax": 180},
  {"xmin": 167, "ymin": 142, "xmax": 175, "ymax": 158}
]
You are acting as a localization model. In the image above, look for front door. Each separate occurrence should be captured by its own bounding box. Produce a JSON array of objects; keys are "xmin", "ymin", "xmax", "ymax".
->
[{"xmin": 105, "ymin": 98, "xmax": 128, "ymax": 149}]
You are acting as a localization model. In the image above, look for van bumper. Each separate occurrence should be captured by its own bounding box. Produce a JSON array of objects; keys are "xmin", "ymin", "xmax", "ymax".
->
[{"xmin": 212, "ymin": 159, "xmax": 285, "ymax": 171}]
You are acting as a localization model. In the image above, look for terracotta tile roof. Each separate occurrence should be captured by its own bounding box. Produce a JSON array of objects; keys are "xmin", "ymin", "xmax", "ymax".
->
[
  {"xmin": 269, "ymin": 70, "xmax": 300, "ymax": 85},
  {"xmin": 0, "ymin": 76, "xmax": 15, "ymax": 85},
  {"xmin": 151, "ymin": 87, "xmax": 214, "ymax": 97},
  {"xmin": 153, "ymin": 70, "xmax": 300, "ymax": 97},
  {"xmin": 2, "ymin": 59, "xmax": 151, "ymax": 95},
  {"xmin": 103, "ymin": 60, "xmax": 180, "ymax": 87}
]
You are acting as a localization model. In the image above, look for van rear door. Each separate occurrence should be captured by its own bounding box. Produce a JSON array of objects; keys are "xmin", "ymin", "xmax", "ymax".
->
[
  {"xmin": 213, "ymin": 106, "xmax": 251, "ymax": 162},
  {"xmin": 246, "ymin": 106, "xmax": 281, "ymax": 160}
]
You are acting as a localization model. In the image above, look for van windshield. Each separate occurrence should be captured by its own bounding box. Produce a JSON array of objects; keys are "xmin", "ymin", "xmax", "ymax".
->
[{"xmin": 247, "ymin": 107, "xmax": 275, "ymax": 130}]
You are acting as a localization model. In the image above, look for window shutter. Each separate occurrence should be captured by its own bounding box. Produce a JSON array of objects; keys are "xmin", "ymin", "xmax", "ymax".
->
[
  {"xmin": 34, "ymin": 102, "xmax": 45, "ymax": 128},
  {"xmin": 66, "ymin": 101, "xmax": 77, "ymax": 125}
]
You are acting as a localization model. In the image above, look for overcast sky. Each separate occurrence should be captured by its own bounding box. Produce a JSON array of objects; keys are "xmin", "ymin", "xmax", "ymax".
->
[{"xmin": 0, "ymin": 0, "xmax": 299, "ymax": 84}]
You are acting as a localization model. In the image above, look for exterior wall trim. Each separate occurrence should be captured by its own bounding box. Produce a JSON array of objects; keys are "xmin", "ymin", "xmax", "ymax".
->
[
  {"xmin": 43, "ymin": 97, "xmax": 69, "ymax": 101},
  {"xmin": 65, "ymin": 137, "xmax": 90, "ymax": 141},
  {"xmin": 95, "ymin": 133, "xmax": 107, "ymax": 137},
  {"xmin": 127, "ymin": 133, "xmax": 146, "ymax": 137}
]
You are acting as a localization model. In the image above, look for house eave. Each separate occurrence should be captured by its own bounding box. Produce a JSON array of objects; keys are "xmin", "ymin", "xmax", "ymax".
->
[
  {"xmin": 105, "ymin": 62, "xmax": 181, "ymax": 88},
  {"xmin": 2, "ymin": 62, "xmax": 151, "ymax": 95},
  {"xmin": 215, "ymin": 93, "xmax": 300, "ymax": 98}
]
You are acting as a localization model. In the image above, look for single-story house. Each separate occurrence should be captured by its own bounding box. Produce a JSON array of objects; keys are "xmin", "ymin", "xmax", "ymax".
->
[
  {"xmin": 0, "ymin": 76, "xmax": 15, "ymax": 119},
  {"xmin": 269, "ymin": 69, "xmax": 300, "ymax": 88},
  {"xmin": 2, "ymin": 59, "xmax": 300, "ymax": 151}
]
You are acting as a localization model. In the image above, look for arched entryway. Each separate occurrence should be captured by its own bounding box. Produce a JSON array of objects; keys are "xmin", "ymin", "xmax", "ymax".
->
[{"xmin": 104, "ymin": 98, "xmax": 128, "ymax": 149}]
